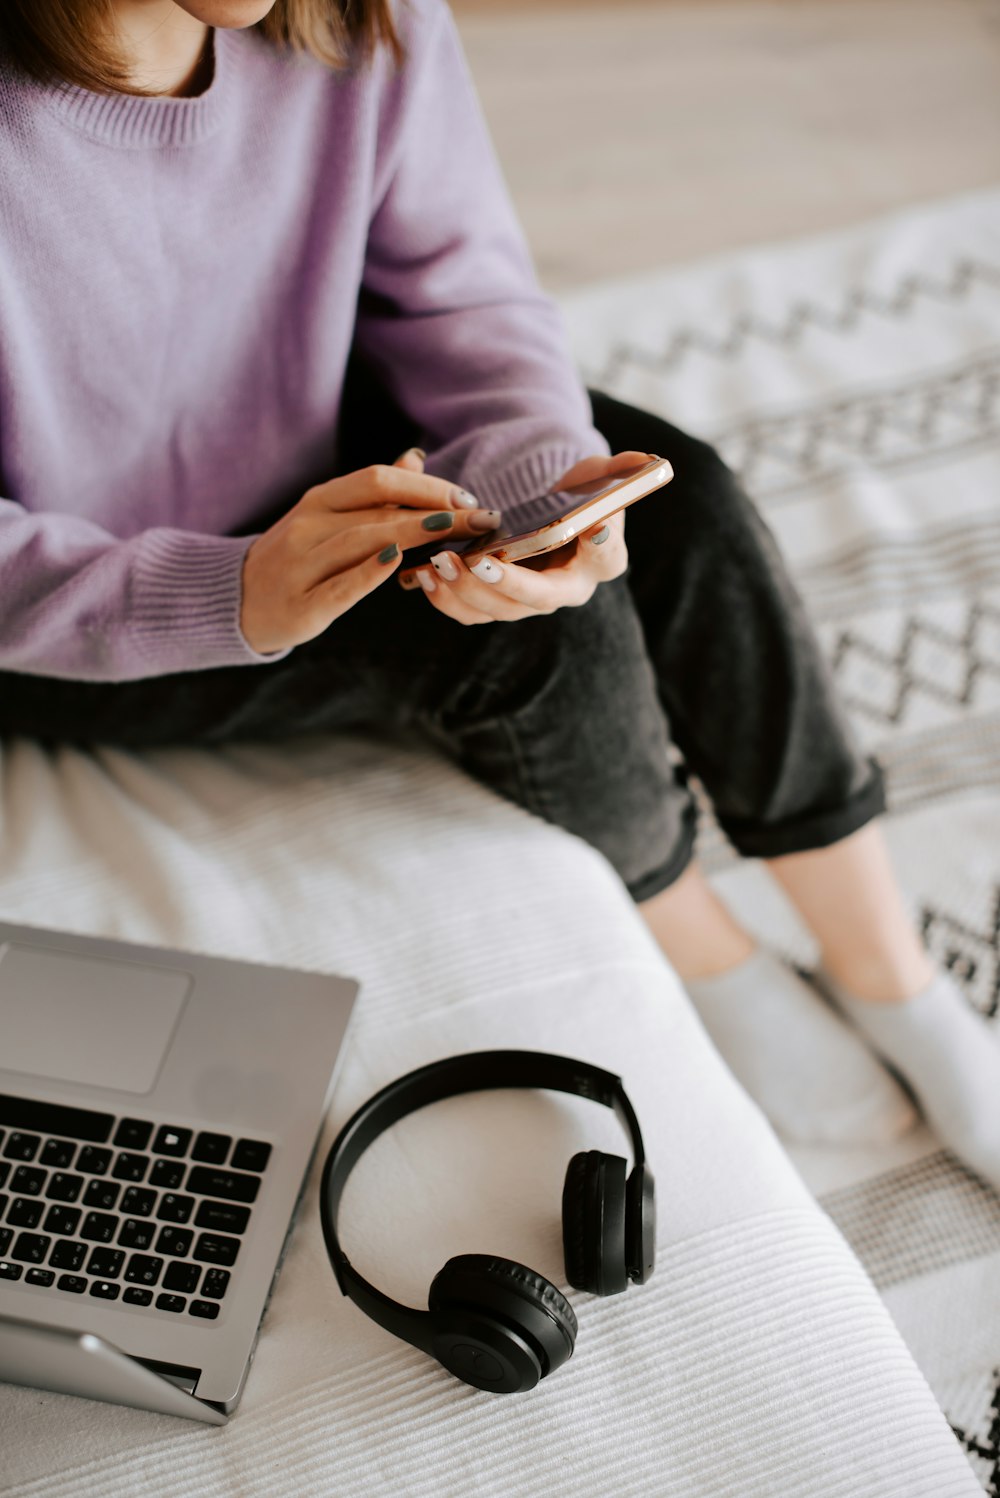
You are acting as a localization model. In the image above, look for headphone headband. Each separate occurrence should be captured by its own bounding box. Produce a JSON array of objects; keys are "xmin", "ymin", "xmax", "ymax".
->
[{"xmin": 320, "ymin": 1050, "xmax": 647, "ymax": 1357}]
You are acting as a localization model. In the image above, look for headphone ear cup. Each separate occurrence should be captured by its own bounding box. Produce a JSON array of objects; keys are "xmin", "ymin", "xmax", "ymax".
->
[
  {"xmin": 625, "ymin": 1163, "xmax": 656, "ymax": 1284},
  {"xmin": 428, "ymin": 1254, "xmax": 577, "ymax": 1393},
  {"xmin": 561, "ymin": 1149, "xmax": 628, "ymax": 1296}
]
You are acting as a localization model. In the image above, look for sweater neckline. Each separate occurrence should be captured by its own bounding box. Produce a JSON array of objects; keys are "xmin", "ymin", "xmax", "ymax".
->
[{"xmin": 40, "ymin": 28, "xmax": 234, "ymax": 149}]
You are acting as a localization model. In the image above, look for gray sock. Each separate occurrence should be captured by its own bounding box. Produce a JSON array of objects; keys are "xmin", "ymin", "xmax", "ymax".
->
[
  {"xmin": 816, "ymin": 967, "xmax": 1000, "ymax": 1191},
  {"xmin": 685, "ymin": 947, "xmax": 916, "ymax": 1146}
]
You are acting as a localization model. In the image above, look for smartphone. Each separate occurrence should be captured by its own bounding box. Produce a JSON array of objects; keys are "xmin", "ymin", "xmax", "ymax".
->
[{"xmin": 398, "ymin": 453, "xmax": 673, "ymax": 588}]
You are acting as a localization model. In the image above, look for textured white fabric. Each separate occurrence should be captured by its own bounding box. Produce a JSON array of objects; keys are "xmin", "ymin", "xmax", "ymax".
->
[
  {"xmin": 558, "ymin": 183, "xmax": 1000, "ymax": 1486},
  {"xmin": 0, "ymin": 732, "xmax": 978, "ymax": 1494}
]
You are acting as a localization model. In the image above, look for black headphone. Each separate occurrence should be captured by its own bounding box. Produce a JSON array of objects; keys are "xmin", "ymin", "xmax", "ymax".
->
[{"xmin": 319, "ymin": 1049, "xmax": 655, "ymax": 1393}]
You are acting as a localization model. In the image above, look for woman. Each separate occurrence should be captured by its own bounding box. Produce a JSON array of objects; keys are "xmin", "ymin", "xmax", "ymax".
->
[{"xmin": 1, "ymin": 0, "xmax": 997, "ymax": 1183}]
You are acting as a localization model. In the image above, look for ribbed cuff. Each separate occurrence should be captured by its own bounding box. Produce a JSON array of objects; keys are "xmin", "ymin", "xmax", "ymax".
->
[
  {"xmin": 461, "ymin": 443, "xmax": 601, "ymax": 512},
  {"xmin": 130, "ymin": 529, "xmax": 290, "ymax": 674}
]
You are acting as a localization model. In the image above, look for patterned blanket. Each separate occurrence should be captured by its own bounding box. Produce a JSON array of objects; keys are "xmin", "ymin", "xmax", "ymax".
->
[{"xmin": 561, "ymin": 186, "xmax": 1000, "ymax": 1494}]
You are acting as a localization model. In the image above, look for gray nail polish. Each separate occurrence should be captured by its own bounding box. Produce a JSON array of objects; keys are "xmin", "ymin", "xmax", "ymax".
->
[
  {"xmin": 591, "ymin": 525, "xmax": 611, "ymax": 545},
  {"xmin": 378, "ymin": 543, "xmax": 399, "ymax": 564},
  {"xmin": 422, "ymin": 512, "xmax": 455, "ymax": 532}
]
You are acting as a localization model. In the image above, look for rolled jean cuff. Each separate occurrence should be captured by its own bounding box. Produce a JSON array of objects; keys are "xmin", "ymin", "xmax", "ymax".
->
[
  {"xmin": 625, "ymin": 798, "xmax": 699, "ymax": 903},
  {"xmin": 716, "ymin": 756, "xmax": 887, "ymax": 860}
]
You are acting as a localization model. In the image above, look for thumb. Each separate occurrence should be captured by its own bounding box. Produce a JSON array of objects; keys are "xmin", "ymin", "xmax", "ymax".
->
[{"xmin": 393, "ymin": 446, "xmax": 427, "ymax": 473}]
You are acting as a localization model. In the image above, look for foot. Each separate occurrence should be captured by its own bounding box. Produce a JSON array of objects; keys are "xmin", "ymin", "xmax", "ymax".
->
[
  {"xmin": 815, "ymin": 967, "xmax": 1000, "ymax": 1192},
  {"xmin": 685, "ymin": 948, "xmax": 917, "ymax": 1146}
]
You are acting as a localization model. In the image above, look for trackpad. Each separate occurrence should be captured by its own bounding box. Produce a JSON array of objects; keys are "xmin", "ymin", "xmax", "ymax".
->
[{"xmin": 0, "ymin": 942, "xmax": 190, "ymax": 1095}]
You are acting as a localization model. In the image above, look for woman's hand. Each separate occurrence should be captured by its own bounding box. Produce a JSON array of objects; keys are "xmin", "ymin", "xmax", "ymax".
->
[
  {"xmin": 240, "ymin": 451, "xmax": 500, "ymax": 653},
  {"xmin": 407, "ymin": 451, "xmax": 646, "ymax": 625}
]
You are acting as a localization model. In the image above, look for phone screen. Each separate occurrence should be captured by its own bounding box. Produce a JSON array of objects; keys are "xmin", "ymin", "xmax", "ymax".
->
[{"xmin": 406, "ymin": 458, "xmax": 654, "ymax": 566}]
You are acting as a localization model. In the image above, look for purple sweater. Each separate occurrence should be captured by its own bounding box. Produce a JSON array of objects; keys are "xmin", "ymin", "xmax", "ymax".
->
[{"xmin": 0, "ymin": 0, "xmax": 607, "ymax": 682}]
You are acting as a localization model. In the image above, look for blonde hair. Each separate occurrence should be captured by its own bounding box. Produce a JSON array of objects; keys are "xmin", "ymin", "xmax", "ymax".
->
[{"xmin": 0, "ymin": 0, "xmax": 403, "ymax": 95}]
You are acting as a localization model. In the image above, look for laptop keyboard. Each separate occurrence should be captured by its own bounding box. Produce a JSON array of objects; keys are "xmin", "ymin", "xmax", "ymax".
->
[{"xmin": 0, "ymin": 1095, "xmax": 272, "ymax": 1321}]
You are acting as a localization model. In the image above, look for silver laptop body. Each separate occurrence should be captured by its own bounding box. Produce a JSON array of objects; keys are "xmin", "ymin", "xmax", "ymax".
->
[{"xmin": 0, "ymin": 919, "xmax": 358, "ymax": 1420}]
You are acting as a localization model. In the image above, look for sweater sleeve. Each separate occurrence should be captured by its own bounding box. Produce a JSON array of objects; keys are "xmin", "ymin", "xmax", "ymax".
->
[
  {"xmin": 354, "ymin": 0, "xmax": 610, "ymax": 512},
  {"xmin": 0, "ymin": 501, "xmax": 283, "ymax": 681}
]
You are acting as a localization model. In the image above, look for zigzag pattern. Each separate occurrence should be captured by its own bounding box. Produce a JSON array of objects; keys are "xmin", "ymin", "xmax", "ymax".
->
[
  {"xmin": 829, "ymin": 599, "xmax": 1000, "ymax": 726},
  {"xmin": 718, "ymin": 349, "xmax": 1000, "ymax": 497},
  {"xmin": 591, "ymin": 258, "xmax": 1000, "ymax": 385},
  {"xmin": 920, "ymin": 887, "xmax": 1000, "ymax": 1020},
  {"xmin": 950, "ymin": 1371, "xmax": 1000, "ymax": 1496}
]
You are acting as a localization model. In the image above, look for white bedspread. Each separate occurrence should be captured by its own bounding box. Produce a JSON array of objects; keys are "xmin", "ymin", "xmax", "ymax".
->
[{"xmin": 4, "ymin": 189, "xmax": 997, "ymax": 1496}]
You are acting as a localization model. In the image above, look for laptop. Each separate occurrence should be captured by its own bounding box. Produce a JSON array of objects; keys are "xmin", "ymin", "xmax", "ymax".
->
[{"xmin": 0, "ymin": 918, "xmax": 359, "ymax": 1422}]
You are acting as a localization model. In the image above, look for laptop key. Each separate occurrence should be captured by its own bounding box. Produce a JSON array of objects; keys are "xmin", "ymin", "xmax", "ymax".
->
[
  {"xmin": 186, "ymin": 1168, "xmax": 259, "ymax": 1204},
  {"xmin": 192, "ymin": 1133, "xmax": 231, "ymax": 1165},
  {"xmin": 50, "ymin": 1240, "xmax": 87, "ymax": 1271},
  {"xmin": 156, "ymin": 1194, "xmax": 194, "ymax": 1225},
  {"xmin": 231, "ymin": 1139, "xmax": 271, "ymax": 1174},
  {"xmin": 0, "ymin": 1229, "xmax": 11, "ymax": 1257},
  {"xmin": 0, "ymin": 1096, "xmax": 113, "ymax": 1143},
  {"xmin": 46, "ymin": 1173, "xmax": 83, "ymax": 1202},
  {"xmin": 123, "ymin": 1287, "xmax": 153, "ymax": 1306},
  {"xmin": 200, "ymin": 1268, "xmax": 230, "ymax": 1299},
  {"xmin": 0, "ymin": 1193, "xmax": 6, "ymax": 1221},
  {"xmin": 152, "ymin": 1127, "xmax": 191, "ymax": 1158},
  {"xmin": 3, "ymin": 1133, "xmax": 41, "ymax": 1162},
  {"xmin": 0, "ymin": 1163, "xmax": 8, "ymax": 1189},
  {"xmin": 87, "ymin": 1247, "xmax": 125, "ymax": 1279},
  {"xmin": 10, "ymin": 1166, "xmax": 46, "ymax": 1195},
  {"xmin": 114, "ymin": 1119, "xmax": 153, "ymax": 1151},
  {"xmin": 112, "ymin": 1153, "xmax": 150, "ymax": 1183},
  {"xmin": 26, "ymin": 1268, "xmax": 55, "ymax": 1287},
  {"xmin": 189, "ymin": 1300, "xmax": 220, "ymax": 1320},
  {"xmin": 121, "ymin": 1187, "xmax": 156, "ymax": 1218},
  {"xmin": 155, "ymin": 1293, "xmax": 186, "ymax": 1313},
  {"xmin": 155, "ymin": 1226, "xmax": 193, "ymax": 1257},
  {"xmin": 118, "ymin": 1218, "xmax": 156, "ymax": 1251},
  {"xmin": 8, "ymin": 1198, "xmax": 44, "ymax": 1229},
  {"xmin": 83, "ymin": 1179, "xmax": 121, "ymax": 1212},
  {"xmin": 193, "ymin": 1200, "xmax": 250, "ymax": 1235},
  {"xmin": 81, "ymin": 1211, "xmax": 117, "ymax": 1243},
  {"xmin": 77, "ymin": 1147, "xmax": 112, "ymax": 1176},
  {"xmin": 12, "ymin": 1232, "xmax": 50, "ymax": 1263},
  {"xmin": 163, "ymin": 1261, "xmax": 200, "ymax": 1295},
  {"xmin": 125, "ymin": 1254, "xmax": 163, "ymax": 1286},
  {"xmin": 0, "ymin": 1261, "xmax": 22, "ymax": 1281},
  {"xmin": 11, "ymin": 1166, "xmax": 46, "ymax": 1197},
  {"xmin": 193, "ymin": 1233, "xmax": 240, "ymax": 1268},
  {"xmin": 90, "ymin": 1280, "xmax": 120, "ymax": 1301},
  {"xmin": 40, "ymin": 1139, "xmax": 76, "ymax": 1169},
  {"xmin": 43, "ymin": 1204, "xmax": 81, "ymax": 1236},
  {"xmin": 58, "ymin": 1274, "xmax": 87, "ymax": 1293},
  {"xmin": 149, "ymin": 1160, "xmax": 185, "ymax": 1190}
]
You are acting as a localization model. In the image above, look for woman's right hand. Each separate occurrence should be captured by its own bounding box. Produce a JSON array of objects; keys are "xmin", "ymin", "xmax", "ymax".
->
[{"xmin": 240, "ymin": 453, "xmax": 499, "ymax": 654}]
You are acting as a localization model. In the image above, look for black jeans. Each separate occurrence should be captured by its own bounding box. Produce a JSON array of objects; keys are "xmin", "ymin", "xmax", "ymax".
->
[{"xmin": 0, "ymin": 366, "xmax": 885, "ymax": 901}]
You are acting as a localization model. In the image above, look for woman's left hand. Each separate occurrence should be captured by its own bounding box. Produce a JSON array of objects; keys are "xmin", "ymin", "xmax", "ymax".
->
[{"xmin": 410, "ymin": 450, "xmax": 646, "ymax": 624}]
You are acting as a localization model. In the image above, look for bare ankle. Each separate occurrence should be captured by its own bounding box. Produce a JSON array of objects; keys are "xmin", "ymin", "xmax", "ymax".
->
[
  {"xmin": 821, "ymin": 947, "xmax": 934, "ymax": 1003},
  {"xmin": 639, "ymin": 863, "xmax": 756, "ymax": 981}
]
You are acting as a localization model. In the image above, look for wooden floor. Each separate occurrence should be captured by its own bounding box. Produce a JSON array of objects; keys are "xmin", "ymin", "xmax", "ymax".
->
[{"xmin": 452, "ymin": 0, "xmax": 1000, "ymax": 290}]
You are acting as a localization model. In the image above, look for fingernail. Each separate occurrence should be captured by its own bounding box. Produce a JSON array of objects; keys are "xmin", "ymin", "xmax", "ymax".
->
[
  {"xmin": 470, "ymin": 557, "xmax": 504, "ymax": 585},
  {"xmin": 452, "ymin": 488, "xmax": 480, "ymax": 509},
  {"xmin": 417, "ymin": 569, "xmax": 437, "ymax": 593},
  {"xmin": 591, "ymin": 525, "xmax": 611, "ymax": 545},
  {"xmin": 468, "ymin": 509, "xmax": 503, "ymax": 533},
  {"xmin": 431, "ymin": 551, "xmax": 459, "ymax": 581},
  {"xmin": 422, "ymin": 511, "xmax": 455, "ymax": 532},
  {"xmin": 378, "ymin": 543, "xmax": 399, "ymax": 564},
  {"xmin": 396, "ymin": 446, "xmax": 426, "ymax": 463}
]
